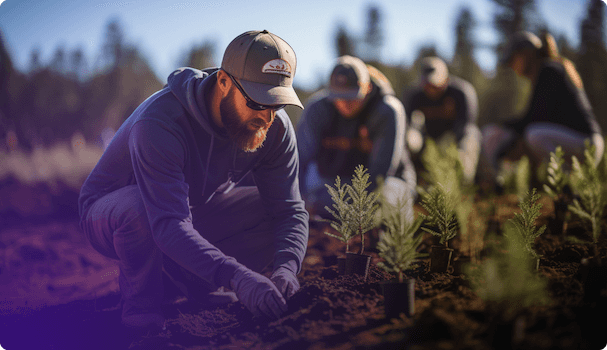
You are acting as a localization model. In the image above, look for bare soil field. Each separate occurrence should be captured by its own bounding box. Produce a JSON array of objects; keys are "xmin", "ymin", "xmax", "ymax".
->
[{"xmin": 0, "ymin": 180, "xmax": 606, "ymax": 350}]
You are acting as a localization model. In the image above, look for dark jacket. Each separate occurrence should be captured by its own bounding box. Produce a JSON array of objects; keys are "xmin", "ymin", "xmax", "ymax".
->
[
  {"xmin": 506, "ymin": 60, "xmax": 601, "ymax": 136},
  {"xmin": 296, "ymin": 73, "xmax": 414, "ymax": 192},
  {"xmin": 79, "ymin": 67, "xmax": 309, "ymax": 288},
  {"xmin": 405, "ymin": 75, "xmax": 478, "ymax": 142}
]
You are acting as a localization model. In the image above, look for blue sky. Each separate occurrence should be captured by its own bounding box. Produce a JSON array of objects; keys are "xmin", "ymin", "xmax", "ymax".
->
[{"xmin": 0, "ymin": 0, "xmax": 601, "ymax": 90}]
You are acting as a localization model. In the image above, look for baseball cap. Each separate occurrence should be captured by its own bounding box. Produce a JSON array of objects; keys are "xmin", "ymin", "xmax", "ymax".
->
[
  {"xmin": 221, "ymin": 30, "xmax": 303, "ymax": 109},
  {"xmin": 420, "ymin": 57, "xmax": 449, "ymax": 87},
  {"xmin": 500, "ymin": 31, "xmax": 542, "ymax": 65},
  {"xmin": 327, "ymin": 55, "xmax": 370, "ymax": 100}
]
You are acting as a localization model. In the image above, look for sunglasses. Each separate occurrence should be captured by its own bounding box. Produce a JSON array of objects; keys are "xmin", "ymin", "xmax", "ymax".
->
[{"xmin": 225, "ymin": 72, "xmax": 285, "ymax": 111}]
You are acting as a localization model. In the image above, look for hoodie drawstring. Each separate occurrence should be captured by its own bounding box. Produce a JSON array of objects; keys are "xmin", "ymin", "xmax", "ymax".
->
[{"xmin": 202, "ymin": 134, "xmax": 214, "ymax": 201}]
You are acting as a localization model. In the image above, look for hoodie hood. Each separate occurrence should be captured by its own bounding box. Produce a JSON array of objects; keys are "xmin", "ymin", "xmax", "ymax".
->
[{"xmin": 167, "ymin": 67, "xmax": 228, "ymax": 139}]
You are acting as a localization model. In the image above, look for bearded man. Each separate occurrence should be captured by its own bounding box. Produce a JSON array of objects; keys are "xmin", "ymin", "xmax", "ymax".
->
[{"xmin": 78, "ymin": 30, "xmax": 309, "ymax": 333}]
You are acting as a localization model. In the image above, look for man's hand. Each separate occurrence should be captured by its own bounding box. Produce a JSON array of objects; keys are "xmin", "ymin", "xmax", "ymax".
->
[
  {"xmin": 270, "ymin": 267, "xmax": 300, "ymax": 299},
  {"xmin": 230, "ymin": 268, "xmax": 287, "ymax": 319}
]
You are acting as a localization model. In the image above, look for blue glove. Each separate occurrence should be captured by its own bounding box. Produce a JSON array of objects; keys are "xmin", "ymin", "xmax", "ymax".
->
[
  {"xmin": 230, "ymin": 267, "xmax": 287, "ymax": 319},
  {"xmin": 271, "ymin": 267, "xmax": 300, "ymax": 299}
]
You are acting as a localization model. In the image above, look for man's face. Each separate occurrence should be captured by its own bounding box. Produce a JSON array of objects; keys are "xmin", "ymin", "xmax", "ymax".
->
[
  {"xmin": 220, "ymin": 88, "xmax": 275, "ymax": 153},
  {"xmin": 333, "ymin": 98, "xmax": 366, "ymax": 118},
  {"xmin": 422, "ymin": 82, "xmax": 447, "ymax": 101}
]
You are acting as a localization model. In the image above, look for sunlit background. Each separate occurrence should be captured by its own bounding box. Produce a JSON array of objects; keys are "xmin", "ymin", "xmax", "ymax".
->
[
  {"xmin": 0, "ymin": 0, "xmax": 598, "ymax": 88},
  {"xmin": 0, "ymin": 0, "xmax": 606, "ymax": 220}
]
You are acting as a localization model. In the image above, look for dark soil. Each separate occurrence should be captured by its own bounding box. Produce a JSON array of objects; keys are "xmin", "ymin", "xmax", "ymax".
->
[{"xmin": 1, "ymin": 184, "xmax": 607, "ymax": 350}]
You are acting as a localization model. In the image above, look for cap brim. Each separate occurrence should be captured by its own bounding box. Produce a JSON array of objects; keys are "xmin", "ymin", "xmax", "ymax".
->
[
  {"xmin": 239, "ymin": 79, "xmax": 304, "ymax": 109},
  {"xmin": 326, "ymin": 88, "xmax": 364, "ymax": 101}
]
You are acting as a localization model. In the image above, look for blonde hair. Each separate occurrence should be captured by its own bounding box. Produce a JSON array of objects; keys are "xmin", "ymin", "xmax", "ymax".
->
[{"xmin": 540, "ymin": 32, "xmax": 584, "ymax": 90}]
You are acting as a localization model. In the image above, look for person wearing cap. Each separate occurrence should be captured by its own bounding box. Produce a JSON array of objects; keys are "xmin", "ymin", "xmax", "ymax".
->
[
  {"xmin": 404, "ymin": 56, "xmax": 481, "ymax": 186},
  {"xmin": 78, "ymin": 30, "xmax": 309, "ymax": 332},
  {"xmin": 296, "ymin": 55, "xmax": 416, "ymax": 220},
  {"xmin": 479, "ymin": 31, "xmax": 604, "ymax": 189}
]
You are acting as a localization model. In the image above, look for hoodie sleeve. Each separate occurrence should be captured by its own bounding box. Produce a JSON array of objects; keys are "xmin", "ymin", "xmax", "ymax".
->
[
  {"xmin": 128, "ymin": 118, "xmax": 243, "ymax": 289},
  {"xmin": 367, "ymin": 95, "xmax": 406, "ymax": 189},
  {"xmin": 254, "ymin": 114, "xmax": 309, "ymax": 275},
  {"xmin": 452, "ymin": 79, "xmax": 479, "ymax": 143},
  {"xmin": 295, "ymin": 95, "xmax": 331, "ymax": 195}
]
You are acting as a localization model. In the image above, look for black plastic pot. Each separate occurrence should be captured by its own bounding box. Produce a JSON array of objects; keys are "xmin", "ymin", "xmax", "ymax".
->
[
  {"xmin": 490, "ymin": 315, "xmax": 527, "ymax": 348},
  {"xmin": 337, "ymin": 256, "xmax": 346, "ymax": 275},
  {"xmin": 430, "ymin": 245, "xmax": 453, "ymax": 273},
  {"xmin": 581, "ymin": 264, "xmax": 607, "ymax": 304},
  {"xmin": 345, "ymin": 253, "xmax": 371, "ymax": 279},
  {"xmin": 381, "ymin": 279, "xmax": 415, "ymax": 319}
]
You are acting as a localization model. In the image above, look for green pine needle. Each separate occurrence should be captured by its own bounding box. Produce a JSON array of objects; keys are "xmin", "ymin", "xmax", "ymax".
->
[
  {"xmin": 323, "ymin": 165, "xmax": 380, "ymax": 254},
  {"xmin": 505, "ymin": 188, "xmax": 546, "ymax": 259}
]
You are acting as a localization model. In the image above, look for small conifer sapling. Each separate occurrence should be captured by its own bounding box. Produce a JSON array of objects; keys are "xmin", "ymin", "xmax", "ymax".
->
[
  {"xmin": 324, "ymin": 165, "xmax": 380, "ymax": 255},
  {"xmin": 420, "ymin": 183, "xmax": 458, "ymax": 248},
  {"xmin": 505, "ymin": 188, "xmax": 546, "ymax": 260},
  {"xmin": 568, "ymin": 142, "xmax": 607, "ymax": 246},
  {"xmin": 377, "ymin": 197, "xmax": 425, "ymax": 283}
]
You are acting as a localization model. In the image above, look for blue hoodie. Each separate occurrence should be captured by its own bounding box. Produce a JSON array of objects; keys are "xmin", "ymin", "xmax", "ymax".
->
[{"xmin": 78, "ymin": 67, "xmax": 309, "ymax": 289}]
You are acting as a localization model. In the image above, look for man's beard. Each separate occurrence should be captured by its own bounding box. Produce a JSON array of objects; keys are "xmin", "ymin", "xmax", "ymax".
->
[{"xmin": 220, "ymin": 95, "xmax": 271, "ymax": 153}]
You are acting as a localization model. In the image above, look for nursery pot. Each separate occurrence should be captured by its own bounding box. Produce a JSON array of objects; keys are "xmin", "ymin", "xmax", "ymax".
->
[
  {"xmin": 430, "ymin": 245, "xmax": 453, "ymax": 273},
  {"xmin": 581, "ymin": 264, "xmax": 607, "ymax": 304},
  {"xmin": 381, "ymin": 279, "xmax": 415, "ymax": 319},
  {"xmin": 490, "ymin": 315, "xmax": 527, "ymax": 348},
  {"xmin": 337, "ymin": 256, "xmax": 346, "ymax": 275},
  {"xmin": 345, "ymin": 253, "xmax": 371, "ymax": 279}
]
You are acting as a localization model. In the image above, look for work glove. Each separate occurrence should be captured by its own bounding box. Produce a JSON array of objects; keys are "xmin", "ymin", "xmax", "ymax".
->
[
  {"xmin": 230, "ymin": 267, "xmax": 287, "ymax": 320},
  {"xmin": 270, "ymin": 267, "xmax": 300, "ymax": 299}
]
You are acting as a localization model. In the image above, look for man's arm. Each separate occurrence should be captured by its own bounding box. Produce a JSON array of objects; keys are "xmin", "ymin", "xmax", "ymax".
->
[
  {"xmin": 295, "ymin": 97, "xmax": 329, "ymax": 194},
  {"xmin": 128, "ymin": 119, "xmax": 243, "ymax": 290},
  {"xmin": 453, "ymin": 79, "xmax": 479, "ymax": 143},
  {"xmin": 255, "ymin": 114, "xmax": 310, "ymax": 276}
]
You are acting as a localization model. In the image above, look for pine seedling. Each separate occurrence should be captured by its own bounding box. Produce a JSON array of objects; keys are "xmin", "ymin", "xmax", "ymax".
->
[
  {"xmin": 542, "ymin": 146, "xmax": 567, "ymax": 200},
  {"xmin": 421, "ymin": 138, "xmax": 464, "ymax": 195},
  {"xmin": 346, "ymin": 165, "xmax": 381, "ymax": 254},
  {"xmin": 420, "ymin": 183, "xmax": 458, "ymax": 247},
  {"xmin": 468, "ymin": 227, "xmax": 549, "ymax": 321},
  {"xmin": 377, "ymin": 197, "xmax": 425, "ymax": 282},
  {"xmin": 324, "ymin": 165, "xmax": 380, "ymax": 255},
  {"xmin": 568, "ymin": 142, "xmax": 607, "ymax": 244},
  {"xmin": 324, "ymin": 175, "xmax": 357, "ymax": 253},
  {"xmin": 505, "ymin": 188, "xmax": 546, "ymax": 259}
]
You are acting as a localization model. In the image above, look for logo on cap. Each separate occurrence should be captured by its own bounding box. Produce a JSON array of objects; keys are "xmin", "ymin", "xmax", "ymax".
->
[{"xmin": 262, "ymin": 59, "xmax": 292, "ymax": 77}]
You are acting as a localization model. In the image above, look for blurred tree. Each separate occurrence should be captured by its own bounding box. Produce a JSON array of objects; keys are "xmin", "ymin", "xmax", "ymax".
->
[
  {"xmin": 577, "ymin": 0, "xmax": 607, "ymax": 133},
  {"xmin": 182, "ymin": 41, "xmax": 216, "ymax": 69},
  {"xmin": 0, "ymin": 29, "xmax": 15, "ymax": 140},
  {"xmin": 50, "ymin": 45, "xmax": 66, "ymax": 74},
  {"xmin": 492, "ymin": 0, "xmax": 538, "ymax": 44},
  {"xmin": 69, "ymin": 47, "xmax": 87, "ymax": 82},
  {"xmin": 28, "ymin": 47, "xmax": 42, "ymax": 74},
  {"xmin": 362, "ymin": 4, "xmax": 384, "ymax": 63},
  {"xmin": 481, "ymin": 0, "xmax": 539, "ymax": 126},
  {"xmin": 335, "ymin": 23, "xmax": 355, "ymax": 58},
  {"xmin": 451, "ymin": 7, "xmax": 486, "ymax": 92},
  {"xmin": 102, "ymin": 17, "xmax": 125, "ymax": 70}
]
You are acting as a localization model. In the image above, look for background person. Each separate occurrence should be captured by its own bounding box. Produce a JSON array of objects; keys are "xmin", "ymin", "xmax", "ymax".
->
[
  {"xmin": 78, "ymin": 30, "xmax": 309, "ymax": 332},
  {"xmin": 479, "ymin": 31, "xmax": 604, "ymax": 189},
  {"xmin": 296, "ymin": 55, "xmax": 416, "ymax": 220},
  {"xmin": 404, "ymin": 56, "xmax": 481, "ymax": 186}
]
